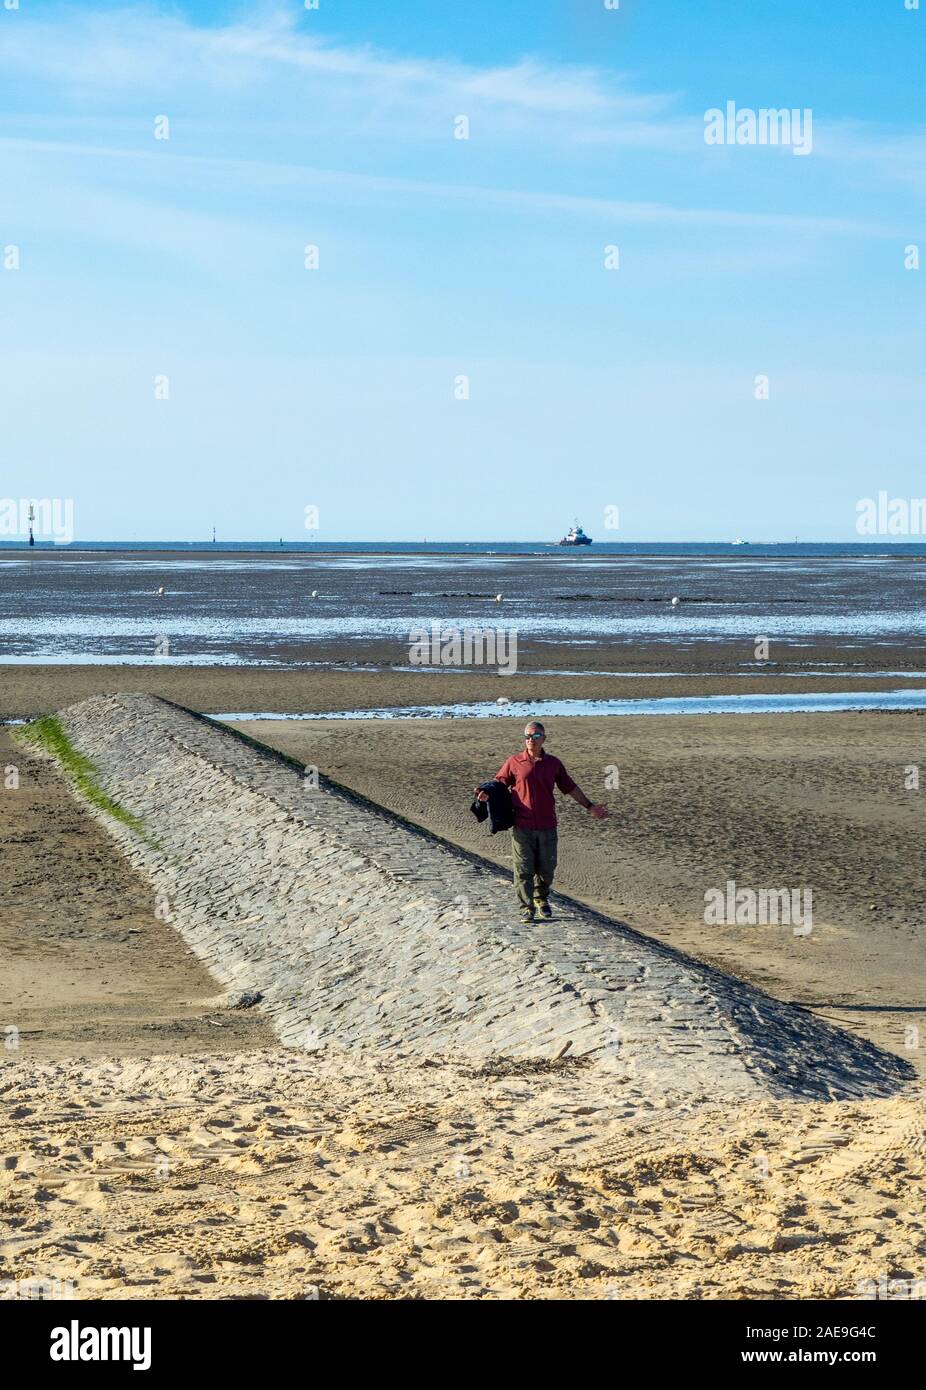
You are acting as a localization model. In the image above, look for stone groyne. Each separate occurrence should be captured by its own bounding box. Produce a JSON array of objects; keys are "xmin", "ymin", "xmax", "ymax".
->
[{"xmin": 26, "ymin": 693, "xmax": 914, "ymax": 1102}]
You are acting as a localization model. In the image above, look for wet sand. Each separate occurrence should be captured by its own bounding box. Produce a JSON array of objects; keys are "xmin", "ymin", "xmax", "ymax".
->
[{"xmin": 2, "ymin": 650, "xmax": 926, "ymax": 722}]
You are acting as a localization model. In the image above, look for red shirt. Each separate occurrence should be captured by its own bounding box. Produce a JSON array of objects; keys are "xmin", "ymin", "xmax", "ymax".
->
[{"xmin": 495, "ymin": 750, "xmax": 576, "ymax": 830}]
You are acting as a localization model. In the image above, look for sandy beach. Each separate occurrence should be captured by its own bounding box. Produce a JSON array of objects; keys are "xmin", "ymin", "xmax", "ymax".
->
[
  {"xmin": 3, "ymin": 1049, "xmax": 924, "ymax": 1301},
  {"xmin": 2, "ymin": 670, "xmax": 925, "ymax": 1302},
  {"xmin": 6, "ymin": 0, "xmax": 926, "ymax": 1326}
]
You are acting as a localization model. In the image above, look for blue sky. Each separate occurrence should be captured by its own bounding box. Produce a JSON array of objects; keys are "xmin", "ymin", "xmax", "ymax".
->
[{"xmin": 1, "ymin": 0, "xmax": 924, "ymax": 541}]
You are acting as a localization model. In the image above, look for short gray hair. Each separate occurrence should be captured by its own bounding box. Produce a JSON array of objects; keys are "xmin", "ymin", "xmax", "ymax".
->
[{"xmin": 524, "ymin": 720, "xmax": 545, "ymax": 734}]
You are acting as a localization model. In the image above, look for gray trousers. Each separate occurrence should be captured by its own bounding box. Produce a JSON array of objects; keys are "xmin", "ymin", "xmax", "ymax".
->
[{"xmin": 511, "ymin": 826, "xmax": 558, "ymax": 909}]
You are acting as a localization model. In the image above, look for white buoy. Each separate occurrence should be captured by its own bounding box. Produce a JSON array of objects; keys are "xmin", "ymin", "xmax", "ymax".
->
[
  {"xmin": 495, "ymin": 593, "xmax": 503, "ymax": 602},
  {"xmin": 670, "ymin": 596, "xmax": 680, "ymax": 607},
  {"xmin": 156, "ymin": 586, "xmax": 165, "ymax": 596},
  {"xmin": 496, "ymin": 696, "xmax": 510, "ymax": 705},
  {"xmin": 310, "ymin": 590, "xmax": 318, "ymax": 598}
]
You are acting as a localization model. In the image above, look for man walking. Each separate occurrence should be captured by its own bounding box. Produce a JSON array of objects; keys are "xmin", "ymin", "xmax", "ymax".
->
[{"xmin": 474, "ymin": 721, "xmax": 609, "ymax": 924}]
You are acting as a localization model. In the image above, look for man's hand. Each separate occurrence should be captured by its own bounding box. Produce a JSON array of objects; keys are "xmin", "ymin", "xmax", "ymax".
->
[
  {"xmin": 587, "ymin": 803, "xmax": 609, "ymax": 820},
  {"xmin": 474, "ymin": 787, "xmax": 489, "ymax": 802}
]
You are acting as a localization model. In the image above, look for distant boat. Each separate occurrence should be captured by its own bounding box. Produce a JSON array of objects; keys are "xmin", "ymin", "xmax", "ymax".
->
[
  {"xmin": 731, "ymin": 538, "xmax": 749, "ymax": 546},
  {"xmin": 557, "ymin": 521, "xmax": 592, "ymax": 547}
]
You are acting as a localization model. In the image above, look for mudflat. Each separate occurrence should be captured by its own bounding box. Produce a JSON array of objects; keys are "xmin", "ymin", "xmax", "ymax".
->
[{"xmin": 2, "ymin": 647, "xmax": 926, "ymax": 721}]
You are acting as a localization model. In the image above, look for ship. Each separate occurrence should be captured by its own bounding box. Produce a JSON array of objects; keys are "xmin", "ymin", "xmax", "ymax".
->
[{"xmin": 557, "ymin": 521, "xmax": 592, "ymax": 546}]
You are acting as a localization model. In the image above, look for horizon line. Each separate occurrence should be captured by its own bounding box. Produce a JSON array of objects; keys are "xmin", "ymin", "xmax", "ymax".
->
[{"xmin": 3, "ymin": 540, "xmax": 926, "ymax": 551}]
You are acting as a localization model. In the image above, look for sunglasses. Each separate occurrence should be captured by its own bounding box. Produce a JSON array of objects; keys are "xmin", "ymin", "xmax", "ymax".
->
[{"xmin": 525, "ymin": 732, "xmax": 545, "ymax": 741}]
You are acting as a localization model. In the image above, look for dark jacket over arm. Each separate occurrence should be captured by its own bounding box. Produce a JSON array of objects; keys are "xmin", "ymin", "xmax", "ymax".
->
[{"xmin": 470, "ymin": 779, "xmax": 514, "ymax": 834}]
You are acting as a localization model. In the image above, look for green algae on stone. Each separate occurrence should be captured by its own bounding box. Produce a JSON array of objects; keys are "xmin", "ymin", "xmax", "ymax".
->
[{"xmin": 13, "ymin": 716, "xmax": 146, "ymax": 835}]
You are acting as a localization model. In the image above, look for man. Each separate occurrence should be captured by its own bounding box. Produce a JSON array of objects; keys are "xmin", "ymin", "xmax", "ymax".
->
[{"xmin": 474, "ymin": 721, "xmax": 609, "ymax": 924}]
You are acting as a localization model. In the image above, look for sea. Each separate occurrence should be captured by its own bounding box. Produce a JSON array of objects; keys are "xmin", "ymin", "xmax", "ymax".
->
[{"xmin": 1, "ymin": 542, "xmax": 925, "ymax": 666}]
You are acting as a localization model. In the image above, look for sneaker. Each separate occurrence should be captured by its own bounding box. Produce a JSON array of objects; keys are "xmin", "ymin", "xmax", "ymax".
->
[
  {"xmin": 519, "ymin": 907, "xmax": 535, "ymax": 924},
  {"xmin": 535, "ymin": 900, "xmax": 553, "ymax": 920}
]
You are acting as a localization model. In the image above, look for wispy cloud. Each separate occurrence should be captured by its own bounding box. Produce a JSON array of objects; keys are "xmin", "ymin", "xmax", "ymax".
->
[
  {"xmin": 0, "ymin": 4, "xmax": 676, "ymax": 122},
  {"xmin": 3, "ymin": 3, "xmax": 922, "ymax": 187},
  {"xmin": 0, "ymin": 136, "xmax": 898, "ymax": 245}
]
